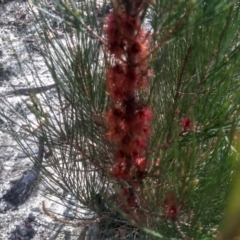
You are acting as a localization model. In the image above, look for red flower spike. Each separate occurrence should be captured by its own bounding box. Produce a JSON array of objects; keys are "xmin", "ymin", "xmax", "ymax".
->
[
  {"xmin": 165, "ymin": 204, "xmax": 180, "ymax": 221},
  {"xmin": 104, "ymin": 11, "xmax": 141, "ymax": 57},
  {"xmin": 113, "ymin": 159, "xmax": 130, "ymax": 180},
  {"xmin": 137, "ymin": 106, "xmax": 153, "ymax": 122},
  {"xmin": 106, "ymin": 107, "xmax": 123, "ymax": 123},
  {"xmin": 121, "ymin": 17, "xmax": 140, "ymax": 38},
  {"xmin": 121, "ymin": 137, "xmax": 147, "ymax": 156},
  {"xmin": 115, "ymin": 149, "xmax": 125, "ymax": 159},
  {"xmin": 110, "ymin": 88, "xmax": 125, "ymax": 101},
  {"xmin": 104, "ymin": 12, "xmax": 124, "ymax": 57},
  {"xmin": 106, "ymin": 123, "xmax": 126, "ymax": 143},
  {"xmin": 133, "ymin": 137, "xmax": 147, "ymax": 150},
  {"xmin": 106, "ymin": 65, "xmax": 125, "ymax": 90},
  {"xmin": 130, "ymin": 121, "xmax": 151, "ymax": 138},
  {"xmin": 130, "ymin": 41, "xmax": 147, "ymax": 55},
  {"xmin": 103, "ymin": 2, "xmax": 153, "ymax": 217},
  {"xmin": 141, "ymin": 126, "xmax": 151, "ymax": 136}
]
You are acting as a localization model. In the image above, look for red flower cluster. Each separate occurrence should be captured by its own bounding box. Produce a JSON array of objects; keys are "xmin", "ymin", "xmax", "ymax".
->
[
  {"xmin": 163, "ymin": 191, "xmax": 180, "ymax": 221},
  {"xmin": 181, "ymin": 117, "xmax": 192, "ymax": 133},
  {"xmin": 103, "ymin": 1, "xmax": 153, "ymax": 216}
]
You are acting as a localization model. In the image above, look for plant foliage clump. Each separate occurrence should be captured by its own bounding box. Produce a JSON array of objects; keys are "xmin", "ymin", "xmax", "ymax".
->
[{"xmin": 1, "ymin": 0, "xmax": 240, "ymax": 239}]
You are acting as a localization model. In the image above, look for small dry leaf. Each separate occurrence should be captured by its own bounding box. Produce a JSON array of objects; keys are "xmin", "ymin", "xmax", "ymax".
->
[{"xmin": 92, "ymin": 114, "xmax": 107, "ymax": 127}]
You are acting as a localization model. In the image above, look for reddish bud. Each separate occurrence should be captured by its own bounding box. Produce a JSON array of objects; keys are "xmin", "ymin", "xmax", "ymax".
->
[
  {"xmin": 165, "ymin": 204, "xmax": 180, "ymax": 221},
  {"xmin": 163, "ymin": 191, "xmax": 180, "ymax": 221},
  {"xmin": 181, "ymin": 117, "xmax": 192, "ymax": 132}
]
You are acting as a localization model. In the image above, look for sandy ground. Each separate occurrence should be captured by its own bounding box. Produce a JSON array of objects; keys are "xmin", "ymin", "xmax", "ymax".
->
[{"xmin": 0, "ymin": 1, "xmax": 98, "ymax": 239}]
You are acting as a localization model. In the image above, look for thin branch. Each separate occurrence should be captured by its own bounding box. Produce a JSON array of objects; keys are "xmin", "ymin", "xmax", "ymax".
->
[
  {"xmin": 42, "ymin": 201, "xmax": 113, "ymax": 227},
  {"xmin": 2, "ymin": 84, "xmax": 56, "ymax": 97}
]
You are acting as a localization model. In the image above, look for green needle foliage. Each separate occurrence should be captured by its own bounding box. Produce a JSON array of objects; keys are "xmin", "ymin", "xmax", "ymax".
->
[{"xmin": 1, "ymin": 0, "xmax": 240, "ymax": 239}]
